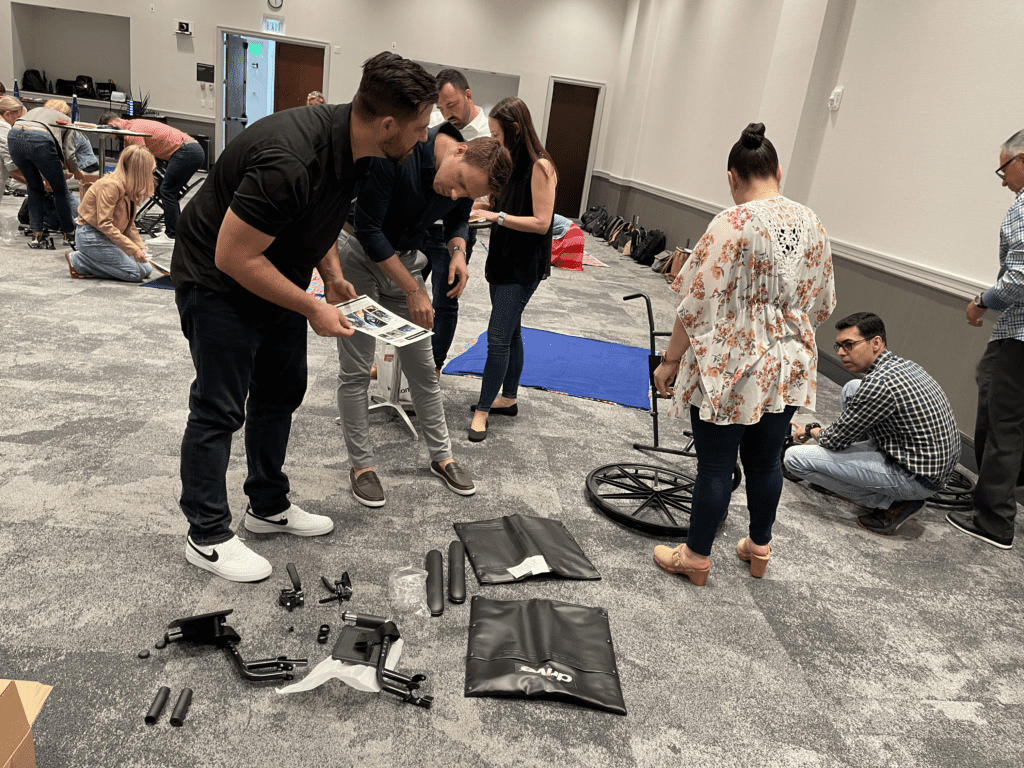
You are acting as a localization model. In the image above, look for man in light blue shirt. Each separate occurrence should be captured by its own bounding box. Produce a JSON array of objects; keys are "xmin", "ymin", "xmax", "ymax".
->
[{"xmin": 950, "ymin": 128, "xmax": 1024, "ymax": 549}]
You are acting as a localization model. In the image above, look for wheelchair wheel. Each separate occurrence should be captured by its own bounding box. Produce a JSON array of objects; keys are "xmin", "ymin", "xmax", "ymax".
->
[
  {"xmin": 585, "ymin": 463, "xmax": 741, "ymax": 537},
  {"xmin": 927, "ymin": 470, "xmax": 975, "ymax": 508}
]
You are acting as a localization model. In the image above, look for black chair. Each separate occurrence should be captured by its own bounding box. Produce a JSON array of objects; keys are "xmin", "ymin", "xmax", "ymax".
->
[{"xmin": 136, "ymin": 159, "xmax": 205, "ymax": 236}]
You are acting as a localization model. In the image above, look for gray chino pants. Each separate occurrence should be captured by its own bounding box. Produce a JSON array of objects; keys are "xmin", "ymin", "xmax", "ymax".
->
[{"xmin": 335, "ymin": 232, "xmax": 453, "ymax": 469}]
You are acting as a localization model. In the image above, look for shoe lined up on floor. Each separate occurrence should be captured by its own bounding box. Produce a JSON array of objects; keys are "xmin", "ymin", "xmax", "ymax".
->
[{"xmin": 146, "ymin": 232, "xmax": 175, "ymax": 246}]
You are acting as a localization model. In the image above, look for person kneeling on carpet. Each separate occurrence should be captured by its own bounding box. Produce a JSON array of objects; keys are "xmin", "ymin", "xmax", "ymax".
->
[
  {"xmin": 64, "ymin": 144, "xmax": 156, "ymax": 282},
  {"xmin": 337, "ymin": 127, "xmax": 512, "ymax": 507},
  {"xmin": 785, "ymin": 312, "xmax": 960, "ymax": 535}
]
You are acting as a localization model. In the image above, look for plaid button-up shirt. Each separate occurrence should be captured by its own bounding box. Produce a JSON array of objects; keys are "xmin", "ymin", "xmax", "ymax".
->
[
  {"xmin": 982, "ymin": 190, "xmax": 1024, "ymax": 342},
  {"xmin": 817, "ymin": 350, "xmax": 960, "ymax": 489}
]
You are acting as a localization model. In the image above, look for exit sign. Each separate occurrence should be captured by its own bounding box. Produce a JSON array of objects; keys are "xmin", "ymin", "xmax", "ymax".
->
[{"xmin": 263, "ymin": 15, "xmax": 284, "ymax": 34}]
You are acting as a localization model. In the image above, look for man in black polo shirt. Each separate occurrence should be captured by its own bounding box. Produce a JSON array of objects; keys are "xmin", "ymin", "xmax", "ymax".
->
[
  {"xmin": 171, "ymin": 52, "xmax": 438, "ymax": 583},
  {"xmin": 337, "ymin": 127, "xmax": 511, "ymax": 507}
]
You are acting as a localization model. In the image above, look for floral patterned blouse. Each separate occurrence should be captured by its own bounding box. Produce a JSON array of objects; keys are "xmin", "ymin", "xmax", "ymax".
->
[{"xmin": 668, "ymin": 195, "xmax": 836, "ymax": 425}]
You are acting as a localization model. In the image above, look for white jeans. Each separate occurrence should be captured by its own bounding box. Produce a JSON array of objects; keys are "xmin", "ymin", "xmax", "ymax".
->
[{"xmin": 784, "ymin": 380, "xmax": 933, "ymax": 509}]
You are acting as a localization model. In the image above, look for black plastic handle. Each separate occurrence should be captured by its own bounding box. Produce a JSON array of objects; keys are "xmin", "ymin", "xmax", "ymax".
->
[
  {"xmin": 169, "ymin": 688, "xmax": 193, "ymax": 727},
  {"xmin": 425, "ymin": 550, "xmax": 444, "ymax": 617},
  {"xmin": 447, "ymin": 540, "xmax": 466, "ymax": 604},
  {"xmin": 144, "ymin": 686, "xmax": 170, "ymax": 724},
  {"xmin": 341, "ymin": 611, "xmax": 387, "ymax": 629},
  {"xmin": 286, "ymin": 563, "xmax": 301, "ymax": 591}
]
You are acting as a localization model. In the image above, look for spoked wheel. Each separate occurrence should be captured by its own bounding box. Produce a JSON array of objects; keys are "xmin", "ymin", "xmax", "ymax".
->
[
  {"xmin": 927, "ymin": 470, "xmax": 975, "ymax": 508},
  {"xmin": 585, "ymin": 463, "xmax": 741, "ymax": 537}
]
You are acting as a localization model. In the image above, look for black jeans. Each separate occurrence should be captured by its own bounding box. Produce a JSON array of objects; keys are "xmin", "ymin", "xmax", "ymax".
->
[
  {"xmin": 974, "ymin": 338, "xmax": 1024, "ymax": 539},
  {"xmin": 175, "ymin": 286, "xmax": 308, "ymax": 545},
  {"xmin": 421, "ymin": 224, "xmax": 476, "ymax": 370},
  {"xmin": 686, "ymin": 404, "xmax": 797, "ymax": 556},
  {"xmin": 160, "ymin": 142, "xmax": 205, "ymax": 237}
]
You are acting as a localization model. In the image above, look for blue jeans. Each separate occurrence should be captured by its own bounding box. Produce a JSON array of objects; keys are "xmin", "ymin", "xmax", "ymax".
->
[
  {"xmin": 160, "ymin": 142, "xmax": 205, "ymax": 237},
  {"xmin": 421, "ymin": 224, "xmax": 476, "ymax": 370},
  {"xmin": 686, "ymin": 405, "xmax": 797, "ymax": 556},
  {"xmin": 783, "ymin": 379, "xmax": 934, "ymax": 509},
  {"xmin": 69, "ymin": 223, "xmax": 152, "ymax": 282},
  {"xmin": 8, "ymin": 128, "xmax": 77, "ymax": 234},
  {"xmin": 175, "ymin": 286, "xmax": 308, "ymax": 545},
  {"xmin": 476, "ymin": 281, "xmax": 538, "ymax": 412}
]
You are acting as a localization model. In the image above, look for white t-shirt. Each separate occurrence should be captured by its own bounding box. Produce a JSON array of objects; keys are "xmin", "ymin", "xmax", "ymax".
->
[{"xmin": 428, "ymin": 104, "xmax": 490, "ymax": 141}]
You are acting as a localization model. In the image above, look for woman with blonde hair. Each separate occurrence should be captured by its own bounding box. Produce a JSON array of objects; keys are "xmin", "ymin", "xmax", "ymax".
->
[
  {"xmin": 65, "ymin": 144, "xmax": 156, "ymax": 282},
  {"xmin": 0, "ymin": 95, "xmax": 25, "ymax": 207}
]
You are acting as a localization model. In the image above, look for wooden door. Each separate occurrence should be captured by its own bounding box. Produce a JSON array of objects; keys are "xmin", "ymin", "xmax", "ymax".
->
[
  {"xmin": 274, "ymin": 42, "xmax": 325, "ymax": 111},
  {"xmin": 545, "ymin": 82, "xmax": 600, "ymax": 218}
]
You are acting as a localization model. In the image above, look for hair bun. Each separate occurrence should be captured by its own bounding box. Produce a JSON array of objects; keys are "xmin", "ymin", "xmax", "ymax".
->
[{"xmin": 741, "ymin": 122, "xmax": 766, "ymax": 150}]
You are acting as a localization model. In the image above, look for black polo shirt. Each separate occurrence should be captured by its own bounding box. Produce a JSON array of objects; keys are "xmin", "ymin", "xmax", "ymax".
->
[{"xmin": 171, "ymin": 103, "xmax": 369, "ymax": 299}]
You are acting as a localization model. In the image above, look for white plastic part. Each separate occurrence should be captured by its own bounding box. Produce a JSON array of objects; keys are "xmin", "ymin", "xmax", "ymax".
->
[
  {"xmin": 828, "ymin": 86, "xmax": 844, "ymax": 112},
  {"xmin": 275, "ymin": 638, "xmax": 404, "ymax": 695}
]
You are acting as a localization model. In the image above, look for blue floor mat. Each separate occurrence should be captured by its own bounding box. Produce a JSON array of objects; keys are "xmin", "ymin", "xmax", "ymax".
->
[
  {"xmin": 444, "ymin": 327, "xmax": 650, "ymax": 409},
  {"xmin": 141, "ymin": 275, "xmax": 174, "ymax": 289}
]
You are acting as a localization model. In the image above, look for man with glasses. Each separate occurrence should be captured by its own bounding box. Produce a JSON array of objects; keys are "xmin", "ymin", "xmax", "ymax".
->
[
  {"xmin": 785, "ymin": 312, "xmax": 960, "ymax": 535},
  {"xmin": 949, "ymin": 129, "xmax": 1024, "ymax": 549}
]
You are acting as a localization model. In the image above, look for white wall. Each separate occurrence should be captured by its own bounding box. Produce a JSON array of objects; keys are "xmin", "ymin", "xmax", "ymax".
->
[
  {"xmin": 0, "ymin": 0, "xmax": 628, "ymax": 132},
  {"xmin": 805, "ymin": 0, "xmax": 1023, "ymax": 285},
  {"xmin": 11, "ymin": 2, "xmax": 132, "ymax": 95}
]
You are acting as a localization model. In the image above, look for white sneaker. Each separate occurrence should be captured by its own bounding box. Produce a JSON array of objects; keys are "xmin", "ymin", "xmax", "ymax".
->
[
  {"xmin": 185, "ymin": 535, "xmax": 272, "ymax": 582},
  {"xmin": 146, "ymin": 233, "xmax": 175, "ymax": 246},
  {"xmin": 243, "ymin": 503, "xmax": 334, "ymax": 537}
]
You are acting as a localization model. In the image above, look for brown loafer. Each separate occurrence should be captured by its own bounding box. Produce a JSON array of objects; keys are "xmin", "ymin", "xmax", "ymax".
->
[
  {"xmin": 430, "ymin": 460, "xmax": 476, "ymax": 496},
  {"xmin": 350, "ymin": 468, "xmax": 385, "ymax": 508}
]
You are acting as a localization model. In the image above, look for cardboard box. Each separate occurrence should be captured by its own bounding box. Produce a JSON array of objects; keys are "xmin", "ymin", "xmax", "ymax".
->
[{"xmin": 0, "ymin": 680, "xmax": 52, "ymax": 768}]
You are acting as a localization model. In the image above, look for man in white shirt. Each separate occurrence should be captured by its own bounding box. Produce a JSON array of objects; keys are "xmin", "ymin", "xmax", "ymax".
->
[{"xmin": 424, "ymin": 69, "xmax": 491, "ymax": 374}]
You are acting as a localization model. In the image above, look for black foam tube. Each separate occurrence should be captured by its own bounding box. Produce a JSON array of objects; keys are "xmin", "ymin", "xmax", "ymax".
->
[
  {"xmin": 351, "ymin": 612, "xmax": 386, "ymax": 629},
  {"xmin": 447, "ymin": 540, "xmax": 466, "ymax": 604},
  {"xmin": 425, "ymin": 549, "xmax": 444, "ymax": 616},
  {"xmin": 144, "ymin": 686, "xmax": 170, "ymax": 724},
  {"xmin": 169, "ymin": 688, "xmax": 193, "ymax": 727}
]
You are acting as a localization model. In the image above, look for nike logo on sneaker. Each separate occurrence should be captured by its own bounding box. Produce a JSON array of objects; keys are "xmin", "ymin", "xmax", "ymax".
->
[
  {"xmin": 188, "ymin": 539, "xmax": 219, "ymax": 562},
  {"xmin": 248, "ymin": 513, "xmax": 289, "ymax": 527}
]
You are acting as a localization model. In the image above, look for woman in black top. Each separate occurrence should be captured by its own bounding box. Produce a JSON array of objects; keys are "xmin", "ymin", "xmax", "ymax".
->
[{"xmin": 468, "ymin": 97, "xmax": 557, "ymax": 441}]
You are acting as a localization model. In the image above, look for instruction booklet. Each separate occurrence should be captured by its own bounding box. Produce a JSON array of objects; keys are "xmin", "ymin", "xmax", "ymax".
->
[{"xmin": 334, "ymin": 295, "xmax": 432, "ymax": 347}]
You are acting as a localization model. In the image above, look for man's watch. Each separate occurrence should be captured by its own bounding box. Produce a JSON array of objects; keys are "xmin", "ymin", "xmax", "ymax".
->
[
  {"xmin": 974, "ymin": 292, "xmax": 987, "ymax": 309},
  {"xmin": 496, "ymin": 211, "xmax": 507, "ymax": 227},
  {"xmin": 450, "ymin": 245, "xmax": 465, "ymax": 258},
  {"xmin": 803, "ymin": 422, "xmax": 821, "ymax": 438}
]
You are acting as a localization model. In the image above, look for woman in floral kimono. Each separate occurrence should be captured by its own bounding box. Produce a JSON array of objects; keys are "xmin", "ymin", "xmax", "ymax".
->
[{"xmin": 651, "ymin": 123, "xmax": 836, "ymax": 586}]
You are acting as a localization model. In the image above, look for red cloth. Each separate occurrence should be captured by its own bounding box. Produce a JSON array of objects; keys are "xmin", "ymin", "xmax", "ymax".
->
[{"xmin": 551, "ymin": 222, "xmax": 585, "ymax": 271}]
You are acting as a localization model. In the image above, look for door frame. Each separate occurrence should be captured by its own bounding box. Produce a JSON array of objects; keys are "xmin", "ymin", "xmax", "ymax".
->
[
  {"xmin": 541, "ymin": 76, "xmax": 606, "ymax": 219},
  {"xmin": 215, "ymin": 25, "xmax": 330, "ymax": 156}
]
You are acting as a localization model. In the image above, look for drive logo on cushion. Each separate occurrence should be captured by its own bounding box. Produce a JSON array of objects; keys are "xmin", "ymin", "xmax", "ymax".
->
[{"xmin": 516, "ymin": 663, "xmax": 574, "ymax": 684}]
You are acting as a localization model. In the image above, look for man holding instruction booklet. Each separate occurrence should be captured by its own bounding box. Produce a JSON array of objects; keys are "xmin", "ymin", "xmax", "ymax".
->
[{"xmin": 336, "ymin": 123, "xmax": 512, "ymax": 507}]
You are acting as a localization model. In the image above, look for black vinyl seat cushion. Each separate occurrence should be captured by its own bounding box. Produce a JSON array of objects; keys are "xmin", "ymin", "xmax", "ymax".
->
[{"xmin": 465, "ymin": 597, "xmax": 626, "ymax": 715}]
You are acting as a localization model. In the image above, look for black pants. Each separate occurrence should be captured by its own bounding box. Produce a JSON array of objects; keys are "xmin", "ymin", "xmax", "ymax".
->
[
  {"xmin": 175, "ymin": 286, "xmax": 308, "ymax": 544},
  {"xmin": 973, "ymin": 338, "xmax": 1024, "ymax": 539}
]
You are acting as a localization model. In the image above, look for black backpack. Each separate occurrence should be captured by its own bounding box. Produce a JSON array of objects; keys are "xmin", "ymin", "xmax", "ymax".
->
[
  {"xmin": 74, "ymin": 76, "xmax": 97, "ymax": 99},
  {"xmin": 581, "ymin": 205, "xmax": 606, "ymax": 228},
  {"xmin": 22, "ymin": 69, "xmax": 46, "ymax": 92},
  {"xmin": 582, "ymin": 208, "xmax": 608, "ymax": 235},
  {"xmin": 633, "ymin": 230, "xmax": 667, "ymax": 266},
  {"xmin": 603, "ymin": 215, "xmax": 625, "ymax": 241}
]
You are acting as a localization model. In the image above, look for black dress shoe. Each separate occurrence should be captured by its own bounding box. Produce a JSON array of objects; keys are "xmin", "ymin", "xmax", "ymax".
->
[
  {"xmin": 946, "ymin": 511, "xmax": 1013, "ymax": 549},
  {"xmin": 468, "ymin": 425, "xmax": 487, "ymax": 442},
  {"xmin": 469, "ymin": 403, "xmax": 518, "ymax": 416}
]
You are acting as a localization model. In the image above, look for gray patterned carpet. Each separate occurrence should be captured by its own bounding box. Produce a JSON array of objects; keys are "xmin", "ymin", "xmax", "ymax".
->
[{"xmin": 1, "ymin": 195, "xmax": 1022, "ymax": 768}]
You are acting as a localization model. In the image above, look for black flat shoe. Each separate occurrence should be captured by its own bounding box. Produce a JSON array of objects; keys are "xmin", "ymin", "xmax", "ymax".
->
[
  {"xmin": 469, "ymin": 403, "xmax": 518, "ymax": 417},
  {"xmin": 468, "ymin": 425, "xmax": 487, "ymax": 442}
]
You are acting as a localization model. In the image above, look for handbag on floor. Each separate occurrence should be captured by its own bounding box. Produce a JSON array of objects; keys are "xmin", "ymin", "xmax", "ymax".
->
[
  {"xmin": 374, "ymin": 342, "xmax": 413, "ymax": 409},
  {"xmin": 465, "ymin": 597, "xmax": 627, "ymax": 715}
]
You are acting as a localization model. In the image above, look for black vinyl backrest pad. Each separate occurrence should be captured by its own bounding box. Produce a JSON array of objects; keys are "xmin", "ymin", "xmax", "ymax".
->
[
  {"xmin": 454, "ymin": 514, "xmax": 600, "ymax": 584},
  {"xmin": 465, "ymin": 597, "xmax": 626, "ymax": 716}
]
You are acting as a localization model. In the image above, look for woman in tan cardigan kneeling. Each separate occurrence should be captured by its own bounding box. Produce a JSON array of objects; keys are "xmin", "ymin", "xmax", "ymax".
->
[{"xmin": 65, "ymin": 144, "xmax": 156, "ymax": 282}]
